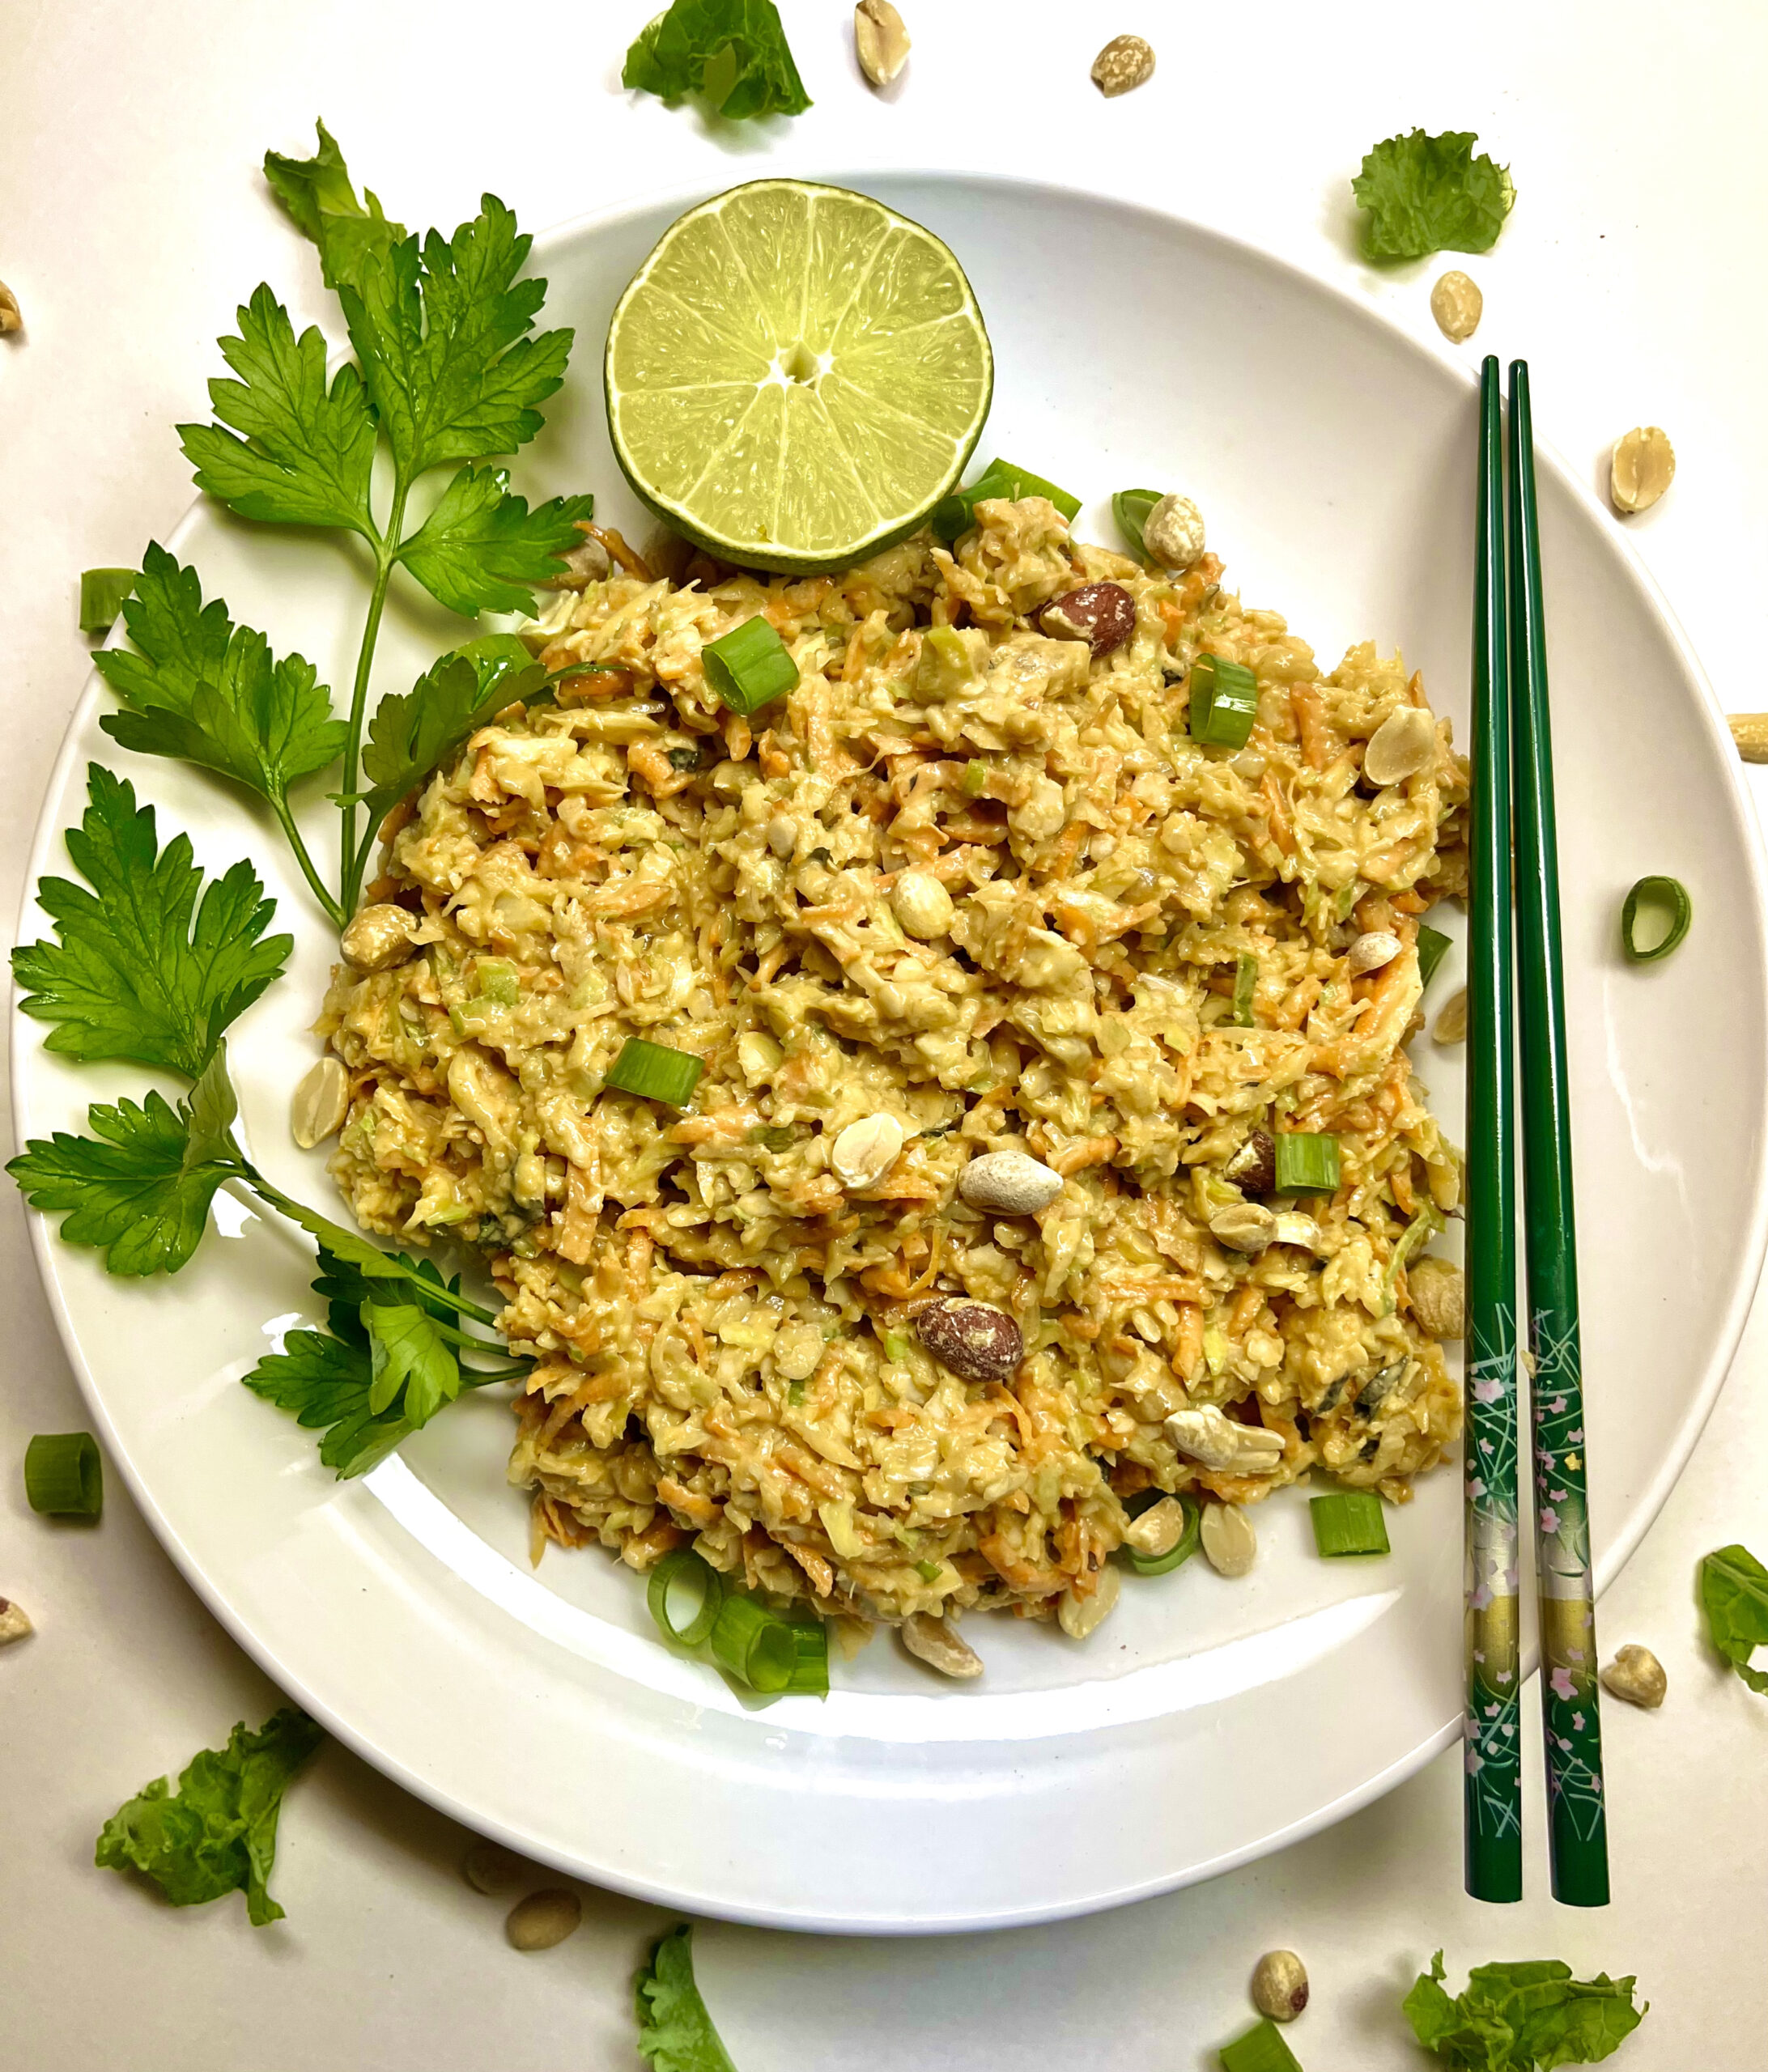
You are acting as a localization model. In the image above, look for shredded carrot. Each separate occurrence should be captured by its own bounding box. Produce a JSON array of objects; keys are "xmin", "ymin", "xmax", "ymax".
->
[
  {"xmin": 1171, "ymin": 1303, "xmax": 1204, "ymax": 1382},
  {"xmin": 1228, "ymin": 1284, "xmax": 1264, "ymax": 1338},
  {"xmin": 1290, "ymin": 684, "xmax": 1330, "ymax": 771}
]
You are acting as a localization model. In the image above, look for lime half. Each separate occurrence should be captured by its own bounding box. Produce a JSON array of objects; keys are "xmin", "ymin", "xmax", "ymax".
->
[{"xmin": 606, "ymin": 180, "xmax": 993, "ymax": 573}]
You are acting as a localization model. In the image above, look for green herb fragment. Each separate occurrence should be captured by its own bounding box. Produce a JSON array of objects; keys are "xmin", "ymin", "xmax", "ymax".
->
[
  {"xmin": 264, "ymin": 120, "xmax": 405, "ymax": 295},
  {"xmin": 1190, "ymin": 653, "xmax": 1260, "ymax": 749},
  {"xmin": 1309, "ymin": 1489, "xmax": 1390, "ymax": 1557},
  {"xmin": 1698, "ymin": 1543, "xmax": 1768, "ymax": 1695},
  {"xmin": 1273, "ymin": 1131, "xmax": 1340, "ymax": 1195},
  {"xmin": 1232, "ymin": 953, "xmax": 1258, "ymax": 1026},
  {"xmin": 748, "ymin": 1124, "xmax": 796, "ymax": 1152},
  {"xmin": 79, "ymin": 567, "xmax": 136, "ymax": 635},
  {"xmin": 703, "ymin": 614, "xmax": 799, "ymax": 716},
  {"xmin": 668, "ymin": 744, "xmax": 710, "ymax": 771},
  {"xmin": 395, "ymin": 465, "xmax": 595, "ymax": 618},
  {"xmin": 1353, "ymin": 130, "xmax": 1515, "ymax": 262},
  {"xmin": 355, "ymin": 646, "xmax": 549, "ymax": 826},
  {"xmin": 915, "ymin": 1558, "xmax": 944, "ymax": 1583},
  {"xmin": 1417, "ymin": 920, "xmax": 1452, "ymax": 989},
  {"xmin": 623, "ymin": 0, "xmax": 811, "ymax": 121},
  {"xmin": 8, "ymin": 1089, "xmax": 233, "ymax": 1276},
  {"xmin": 1219, "ymin": 2018, "xmax": 1303, "ymax": 2072},
  {"xmin": 1402, "ymin": 1949, "xmax": 1647, "ymax": 2067},
  {"xmin": 1112, "ymin": 488, "xmax": 1162, "ymax": 563},
  {"xmin": 932, "ymin": 457, "xmax": 1080, "ymax": 541},
  {"xmin": 13, "ymin": 766, "xmax": 290, "ymax": 1080},
  {"xmin": 1619, "ymin": 876, "xmax": 1690, "ymax": 965},
  {"xmin": 96, "ymin": 1707, "xmax": 324, "ymax": 1926},
  {"xmin": 635, "ymin": 1924, "xmax": 739, "ymax": 2072},
  {"xmin": 23, "ymin": 1432, "xmax": 104, "ymax": 1518}
]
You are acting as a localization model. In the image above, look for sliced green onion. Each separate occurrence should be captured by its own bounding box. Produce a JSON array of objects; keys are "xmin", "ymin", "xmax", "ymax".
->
[
  {"xmin": 1309, "ymin": 1488, "xmax": 1392, "ymax": 1558},
  {"xmin": 931, "ymin": 457, "xmax": 1082, "ymax": 541},
  {"xmin": 1231, "ymin": 953, "xmax": 1258, "ymax": 1027},
  {"xmin": 1120, "ymin": 1493, "xmax": 1201, "ymax": 1577},
  {"xmin": 1189, "ymin": 653, "xmax": 1260, "ymax": 749},
  {"xmin": 1273, "ymin": 1132, "xmax": 1341, "ymax": 1195},
  {"xmin": 79, "ymin": 567, "xmax": 136, "ymax": 635},
  {"xmin": 710, "ymin": 1595, "xmax": 799, "ymax": 1694},
  {"xmin": 787, "ymin": 1379, "xmax": 807, "ymax": 1405},
  {"xmin": 646, "ymin": 1548, "xmax": 723, "ymax": 1646},
  {"xmin": 784, "ymin": 1618, "xmax": 829, "ymax": 1696},
  {"xmin": 24, "ymin": 1432, "xmax": 103, "ymax": 1518},
  {"xmin": 474, "ymin": 957, "xmax": 520, "ymax": 1007},
  {"xmin": 1415, "ymin": 920, "xmax": 1452, "ymax": 989},
  {"xmin": 604, "ymin": 1037, "xmax": 704, "ymax": 1108},
  {"xmin": 882, "ymin": 1329, "xmax": 912, "ymax": 1362},
  {"xmin": 962, "ymin": 758, "xmax": 988, "ymax": 796},
  {"xmin": 1219, "ymin": 2018, "xmax": 1305, "ymax": 2072},
  {"xmin": 702, "ymin": 615, "xmax": 799, "ymax": 717},
  {"xmin": 1111, "ymin": 487, "xmax": 1162, "ymax": 562},
  {"xmin": 1621, "ymin": 875, "xmax": 1691, "ymax": 963},
  {"xmin": 914, "ymin": 1557, "xmax": 944, "ymax": 1583}
]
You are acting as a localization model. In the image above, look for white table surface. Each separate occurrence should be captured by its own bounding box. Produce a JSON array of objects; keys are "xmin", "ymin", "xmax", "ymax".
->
[{"xmin": 5, "ymin": 3, "xmax": 1767, "ymax": 2066}]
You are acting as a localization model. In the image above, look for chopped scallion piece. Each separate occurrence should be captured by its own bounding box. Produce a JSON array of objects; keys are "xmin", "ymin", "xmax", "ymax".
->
[
  {"xmin": 710, "ymin": 1595, "xmax": 799, "ymax": 1694},
  {"xmin": 1219, "ymin": 2017, "xmax": 1305, "ymax": 2072},
  {"xmin": 882, "ymin": 1329, "xmax": 912, "ymax": 1362},
  {"xmin": 931, "ymin": 457, "xmax": 1081, "ymax": 541},
  {"xmin": 604, "ymin": 1037, "xmax": 704, "ymax": 1108},
  {"xmin": 474, "ymin": 957, "xmax": 519, "ymax": 1007},
  {"xmin": 1621, "ymin": 874, "xmax": 1691, "ymax": 963},
  {"xmin": 24, "ymin": 1432, "xmax": 103, "ymax": 1518},
  {"xmin": 1232, "ymin": 953, "xmax": 1258, "ymax": 1027},
  {"xmin": 646, "ymin": 1548, "xmax": 723, "ymax": 1647},
  {"xmin": 1189, "ymin": 654, "xmax": 1260, "ymax": 749},
  {"xmin": 962, "ymin": 758, "xmax": 988, "ymax": 796},
  {"xmin": 1273, "ymin": 1132, "xmax": 1341, "ymax": 1195},
  {"xmin": 1111, "ymin": 487, "xmax": 1162, "ymax": 562},
  {"xmin": 1310, "ymin": 1488, "xmax": 1392, "ymax": 1557},
  {"xmin": 784, "ymin": 1618, "xmax": 829, "ymax": 1696},
  {"xmin": 1121, "ymin": 1493, "xmax": 1201, "ymax": 1577},
  {"xmin": 79, "ymin": 567, "xmax": 137, "ymax": 636},
  {"xmin": 702, "ymin": 614, "xmax": 800, "ymax": 717},
  {"xmin": 915, "ymin": 1558, "xmax": 944, "ymax": 1583},
  {"xmin": 1415, "ymin": 920, "xmax": 1452, "ymax": 989}
]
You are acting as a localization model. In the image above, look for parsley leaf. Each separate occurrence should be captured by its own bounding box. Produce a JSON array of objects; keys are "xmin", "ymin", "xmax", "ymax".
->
[
  {"xmin": 96, "ymin": 544, "xmax": 346, "ymax": 812},
  {"xmin": 243, "ymin": 1308, "xmax": 419, "ymax": 1478},
  {"xmin": 13, "ymin": 766, "xmax": 291, "ymax": 1079},
  {"xmin": 1699, "ymin": 1543, "xmax": 1768, "ymax": 1695},
  {"xmin": 96, "ymin": 1706, "xmax": 323, "ymax": 1926},
  {"xmin": 357, "ymin": 645, "xmax": 548, "ymax": 822},
  {"xmin": 178, "ymin": 286, "xmax": 377, "ymax": 537},
  {"xmin": 396, "ymin": 466, "xmax": 595, "ymax": 617},
  {"xmin": 338, "ymin": 197, "xmax": 573, "ymax": 479},
  {"xmin": 623, "ymin": 0, "xmax": 811, "ymax": 120},
  {"xmin": 1352, "ymin": 130, "xmax": 1515, "ymax": 261},
  {"xmin": 7, "ymin": 1091, "xmax": 231, "ymax": 1276},
  {"xmin": 1404, "ymin": 1951, "xmax": 1647, "ymax": 2069},
  {"xmin": 635, "ymin": 1926, "xmax": 739, "ymax": 2072},
  {"xmin": 264, "ymin": 120, "xmax": 406, "ymax": 295}
]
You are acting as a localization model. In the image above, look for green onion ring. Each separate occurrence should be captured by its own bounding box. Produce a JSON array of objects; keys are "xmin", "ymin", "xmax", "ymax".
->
[
  {"xmin": 1120, "ymin": 1493, "xmax": 1201, "ymax": 1577},
  {"xmin": 24, "ymin": 1432, "xmax": 104, "ymax": 1518},
  {"xmin": 710, "ymin": 1596, "xmax": 799, "ymax": 1694},
  {"xmin": 1621, "ymin": 875, "xmax": 1691, "ymax": 963},
  {"xmin": 646, "ymin": 1548, "xmax": 722, "ymax": 1647}
]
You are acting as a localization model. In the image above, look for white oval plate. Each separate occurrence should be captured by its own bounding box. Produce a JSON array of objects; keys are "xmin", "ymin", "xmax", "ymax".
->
[{"xmin": 16, "ymin": 174, "xmax": 1768, "ymax": 1932}]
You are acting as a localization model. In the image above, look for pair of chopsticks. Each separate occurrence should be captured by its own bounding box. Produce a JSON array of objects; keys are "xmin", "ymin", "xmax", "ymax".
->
[{"xmin": 1462, "ymin": 359, "xmax": 1609, "ymax": 1908}]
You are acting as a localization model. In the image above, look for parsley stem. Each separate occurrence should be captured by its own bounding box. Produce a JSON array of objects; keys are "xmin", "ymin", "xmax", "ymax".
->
[
  {"xmin": 270, "ymin": 794, "xmax": 346, "ymax": 930},
  {"xmin": 339, "ymin": 480, "xmax": 410, "ymax": 907}
]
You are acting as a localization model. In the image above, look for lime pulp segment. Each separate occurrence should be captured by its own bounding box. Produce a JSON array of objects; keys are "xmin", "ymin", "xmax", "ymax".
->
[{"xmin": 606, "ymin": 180, "xmax": 993, "ymax": 571}]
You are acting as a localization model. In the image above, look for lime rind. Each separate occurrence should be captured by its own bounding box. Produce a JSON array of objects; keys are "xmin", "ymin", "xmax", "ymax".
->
[{"xmin": 606, "ymin": 180, "xmax": 993, "ymax": 573}]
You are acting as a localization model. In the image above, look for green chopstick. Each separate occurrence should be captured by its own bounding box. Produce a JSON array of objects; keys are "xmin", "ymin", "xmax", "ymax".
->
[
  {"xmin": 1463, "ymin": 356, "xmax": 1524, "ymax": 1904},
  {"xmin": 1507, "ymin": 361, "xmax": 1610, "ymax": 1908}
]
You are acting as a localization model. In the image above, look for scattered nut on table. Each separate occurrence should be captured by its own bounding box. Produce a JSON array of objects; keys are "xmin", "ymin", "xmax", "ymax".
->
[
  {"xmin": 505, "ymin": 1887, "xmax": 583, "ymax": 1951},
  {"xmin": 1407, "ymin": 1257, "xmax": 1465, "ymax": 1340},
  {"xmin": 914, "ymin": 1297, "xmax": 1024, "ymax": 1384},
  {"xmin": 1433, "ymin": 986, "xmax": 1469, "ymax": 1045},
  {"xmin": 1430, "ymin": 270, "xmax": 1482, "ymax": 343},
  {"xmin": 1610, "ymin": 426, "xmax": 1675, "ymax": 515},
  {"xmin": 463, "ymin": 1840, "xmax": 528, "ymax": 1895},
  {"xmin": 1121, "ymin": 1496, "xmax": 1188, "ymax": 1558},
  {"xmin": 1728, "ymin": 714, "xmax": 1768, "ymax": 764},
  {"xmin": 1252, "ymin": 1948, "xmax": 1310, "ymax": 2021},
  {"xmin": 901, "ymin": 1611, "xmax": 983, "ymax": 1679},
  {"xmin": 853, "ymin": 0, "xmax": 910, "ymax": 87},
  {"xmin": 831, "ymin": 1114, "xmax": 906, "ymax": 1190},
  {"xmin": 0, "ymin": 1598, "xmax": 34, "ymax": 1646},
  {"xmin": 890, "ymin": 867, "xmax": 954, "ymax": 938},
  {"xmin": 1039, "ymin": 581, "xmax": 1137, "ymax": 656},
  {"xmin": 291, "ymin": 1055, "xmax": 350, "ymax": 1150},
  {"xmin": 958, "ymin": 1149, "xmax": 1063, "ymax": 1216},
  {"xmin": 340, "ymin": 902, "xmax": 417, "ymax": 973},
  {"xmin": 1057, "ymin": 1561, "xmax": 1121, "ymax": 1640},
  {"xmin": 1362, "ymin": 705, "xmax": 1436, "ymax": 786},
  {"xmin": 1347, "ymin": 928, "xmax": 1401, "ymax": 976},
  {"xmin": 1201, "ymin": 1501, "xmax": 1258, "ymax": 1577},
  {"xmin": 1141, "ymin": 492, "xmax": 1205, "ymax": 570},
  {"xmin": 1090, "ymin": 33, "xmax": 1155, "ymax": 96},
  {"xmin": 1600, "ymin": 1643, "xmax": 1667, "ymax": 1709},
  {"xmin": 0, "ymin": 279, "xmax": 21, "ymax": 334}
]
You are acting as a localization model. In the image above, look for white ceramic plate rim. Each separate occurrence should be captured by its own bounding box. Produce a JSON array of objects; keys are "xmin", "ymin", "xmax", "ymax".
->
[{"xmin": 15, "ymin": 168, "xmax": 1768, "ymax": 1932}]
